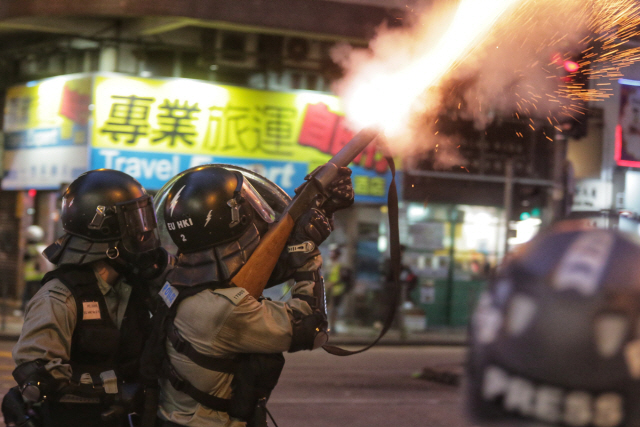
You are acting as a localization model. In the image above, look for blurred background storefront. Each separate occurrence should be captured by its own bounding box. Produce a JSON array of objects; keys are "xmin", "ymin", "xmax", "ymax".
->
[
  {"xmin": 0, "ymin": 73, "xmax": 394, "ymax": 307},
  {"xmin": 0, "ymin": 0, "xmax": 633, "ymax": 335}
]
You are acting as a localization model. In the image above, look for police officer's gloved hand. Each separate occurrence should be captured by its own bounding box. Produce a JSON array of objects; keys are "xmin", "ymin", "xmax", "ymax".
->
[
  {"xmin": 266, "ymin": 208, "xmax": 332, "ymax": 288},
  {"xmin": 12, "ymin": 360, "xmax": 61, "ymax": 404},
  {"xmin": 294, "ymin": 167, "xmax": 354, "ymax": 218},
  {"xmin": 322, "ymin": 166, "xmax": 354, "ymax": 217},
  {"xmin": 285, "ymin": 208, "xmax": 331, "ymax": 269}
]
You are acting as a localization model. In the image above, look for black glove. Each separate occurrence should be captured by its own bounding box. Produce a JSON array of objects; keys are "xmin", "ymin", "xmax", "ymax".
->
[
  {"xmin": 12, "ymin": 360, "xmax": 60, "ymax": 404},
  {"xmin": 2, "ymin": 387, "xmax": 39, "ymax": 427},
  {"xmin": 285, "ymin": 208, "xmax": 331, "ymax": 269},
  {"xmin": 322, "ymin": 166, "xmax": 354, "ymax": 216},
  {"xmin": 294, "ymin": 167, "xmax": 354, "ymax": 217},
  {"xmin": 267, "ymin": 209, "xmax": 332, "ymax": 287},
  {"xmin": 289, "ymin": 312, "xmax": 328, "ymax": 352}
]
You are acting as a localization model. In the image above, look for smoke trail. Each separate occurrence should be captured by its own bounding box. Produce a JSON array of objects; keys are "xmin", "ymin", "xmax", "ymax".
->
[{"xmin": 331, "ymin": 0, "xmax": 640, "ymax": 167}]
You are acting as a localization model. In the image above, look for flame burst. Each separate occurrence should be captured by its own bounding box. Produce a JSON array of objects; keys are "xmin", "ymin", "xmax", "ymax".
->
[
  {"xmin": 334, "ymin": 0, "xmax": 521, "ymax": 137},
  {"xmin": 333, "ymin": 0, "xmax": 640, "ymax": 153}
]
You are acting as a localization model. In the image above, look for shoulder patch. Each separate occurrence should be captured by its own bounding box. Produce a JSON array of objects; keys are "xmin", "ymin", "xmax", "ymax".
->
[
  {"xmin": 45, "ymin": 280, "xmax": 73, "ymax": 303},
  {"xmin": 213, "ymin": 287, "xmax": 249, "ymax": 306},
  {"xmin": 159, "ymin": 282, "xmax": 179, "ymax": 308}
]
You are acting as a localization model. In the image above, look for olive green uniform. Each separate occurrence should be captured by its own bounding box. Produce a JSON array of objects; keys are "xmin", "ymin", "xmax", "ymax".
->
[
  {"xmin": 13, "ymin": 267, "xmax": 133, "ymax": 382},
  {"xmin": 158, "ymin": 257, "xmax": 321, "ymax": 427}
]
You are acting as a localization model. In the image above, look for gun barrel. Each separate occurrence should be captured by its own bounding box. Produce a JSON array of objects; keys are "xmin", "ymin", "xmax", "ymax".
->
[
  {"xmin": 309, "ymin": 128, "xmax": 379, "ymax": 194},
  {"xmin": 231, "ymin": 127, "xmax": 380, "ymax": 298},
  {"xmin": 328, "ymin": 128, "xmax": 379, "ymax": 168}
]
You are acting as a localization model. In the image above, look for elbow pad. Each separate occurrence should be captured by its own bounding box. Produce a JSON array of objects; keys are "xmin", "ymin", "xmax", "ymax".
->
[
  {"xmin": 289, "ymin": 268, "xmax": 329, "ymax": 352},
  {"xmin": 13, "ymin": 360, "xmax": 61, "ymax": 403}
]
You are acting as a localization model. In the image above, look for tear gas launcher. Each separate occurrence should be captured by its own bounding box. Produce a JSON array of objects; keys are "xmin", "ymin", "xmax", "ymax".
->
[{"xmin": 231, "ymin": 128, "xmax": 380, "ymax": 299}]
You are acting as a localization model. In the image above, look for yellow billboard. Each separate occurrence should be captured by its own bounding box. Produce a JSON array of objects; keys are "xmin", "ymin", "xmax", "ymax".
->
[
  {"xmin": 93, "ymin": 75, "xmax": 355, "ymax": 166},
  {"xmin": 91, "ymin": 75, "xmax": 392, "ymax": 201},
  {"xmin": 5, "ymin": 74, "xmax": 92, "ymax": 148},
  {"xmin": 4, "ymin": 73, "xmax": 393, "ymax": 200}
]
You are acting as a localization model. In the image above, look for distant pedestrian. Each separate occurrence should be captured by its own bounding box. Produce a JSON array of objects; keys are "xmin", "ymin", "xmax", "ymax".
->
[
  {"xmin": 325, "ymin": 244, "xmax": 353, "ymax": 333},
  {"xmin": 21, "ymin": 225, "xmax": 53, "ymax": 312},
  {"xmin": 382, "ymin": 245, "xmax": 417, "ymax": 299}
]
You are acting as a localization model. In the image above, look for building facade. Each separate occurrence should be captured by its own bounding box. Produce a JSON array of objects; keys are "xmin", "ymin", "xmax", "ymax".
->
[
  {"xmin": 0, "ymin": 0, "xmax": 566, "ymax": 330},
  {"xmin": 0, "ymin": 0, "xmax": 407, "ymax": 311}
]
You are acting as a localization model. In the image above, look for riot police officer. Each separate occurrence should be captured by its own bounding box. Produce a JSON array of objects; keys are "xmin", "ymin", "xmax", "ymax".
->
[
  {"xmin": 150, "ymin": 164, "xmax": 353, "ymax": 427},
  {"xmin": 467, "ymin": 225, "xmax": 640, "ymax": 427},
  {"xmin": 8, "ymin": 169, "xmax": 169, "ymax": 427}
]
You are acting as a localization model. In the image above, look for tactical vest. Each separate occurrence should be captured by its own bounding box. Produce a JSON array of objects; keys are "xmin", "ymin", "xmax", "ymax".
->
[
  {"xmin": 144, "ymin": 281, "xmax": 237, "ymax": 412},
  {"xmin": 143, "ymin": 280, "xmax": 284, "ymax": 423},
  {"xmin": 41, "ymin": 265, "xmax": 150, "ymax": 384}
]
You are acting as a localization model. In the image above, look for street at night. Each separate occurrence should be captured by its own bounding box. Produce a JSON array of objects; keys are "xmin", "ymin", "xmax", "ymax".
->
[
  {"xmin": 2, "ymin": 0, "xmax": 640, "ymax": 426},
  {"xmin": 0, "ymin": 340, "xmax": 470, "ymax": 427},
  {"xmin": 0, "ymin": 343, "xmax": 16, "ymax": 399},
  {"xmin": 271, "ymin": 345, "xmax": 469, "ymax": 427}
]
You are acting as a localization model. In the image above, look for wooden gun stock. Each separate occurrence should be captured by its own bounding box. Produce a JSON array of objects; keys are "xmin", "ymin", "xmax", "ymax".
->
[
  {"xmin": 232, "ymin": 213, "xmax": 295, "ymax": 299},
  {"xmin": 230, "ymin": 128, "xmax": 379, "ymax": 299}
]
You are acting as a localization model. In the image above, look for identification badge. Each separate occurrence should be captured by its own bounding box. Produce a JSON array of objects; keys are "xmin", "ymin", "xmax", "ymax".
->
[
  {"xmin": 82, "ymin": 301, "xmax": 101, "ymax": 320},
  {"xmin": 159, "ymin": 282, "xmax": 179, "ymax": 308}
]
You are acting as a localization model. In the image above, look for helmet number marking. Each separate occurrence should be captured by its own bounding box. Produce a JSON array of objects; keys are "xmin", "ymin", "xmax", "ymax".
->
[
  {"xmin": 167, "ymin": 219, "xmax": 193, "ymax": 231},
  {"xmin": 181, "ymin": 234, "xmax": 187, "ymax": 242}
]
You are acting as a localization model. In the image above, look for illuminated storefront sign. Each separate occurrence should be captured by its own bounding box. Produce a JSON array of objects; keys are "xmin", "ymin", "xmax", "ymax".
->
[
  {"xmin": 3, "ymin": 73, "xmax": 393, "ymax": 203},
  {"xmin": 90, "ymin": 75, "xmax": 392, "ymax": 201},
  {"xmin": 2, "ymin": 75, "xmax": 91, "ymax": 189},
  {"xmin": 616, "ymin": 79, "xmax": 640, "ymax": 168},
  {"xmin": 91, "ymin": 148, "xmax": 309, "ymax": 193}
]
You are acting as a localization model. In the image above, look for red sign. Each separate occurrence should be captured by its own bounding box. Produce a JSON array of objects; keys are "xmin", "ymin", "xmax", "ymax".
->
[
  {"xmin": 616, "ymin": 83, "xmax": 640, "ymax": 168},
  {"xmin": 298, "ymin": 103, "xmax": 387, "ymax": 173}
]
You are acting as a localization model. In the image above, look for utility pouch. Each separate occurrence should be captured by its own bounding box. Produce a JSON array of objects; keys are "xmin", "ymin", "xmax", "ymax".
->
[{"xmin": 227, "ymin": 353, "xmax": 284, "ymax": 425}]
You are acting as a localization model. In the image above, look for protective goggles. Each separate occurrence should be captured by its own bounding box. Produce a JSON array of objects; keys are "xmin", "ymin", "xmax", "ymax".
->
[
  {"xmin": 233, "ymin": 172, "xmax": 276, "ymax": 225},
  {"xmin": 89, "ymin": 195, "xmax": 160, "ymax": 253}
]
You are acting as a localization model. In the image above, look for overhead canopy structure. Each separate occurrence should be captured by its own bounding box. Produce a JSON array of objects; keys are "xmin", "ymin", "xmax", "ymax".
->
[{"xmin": 0, "ymin": 0, "xmax": 404, "ymax": 42}]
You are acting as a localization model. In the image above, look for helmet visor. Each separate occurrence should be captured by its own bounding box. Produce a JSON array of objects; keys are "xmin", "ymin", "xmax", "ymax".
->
[
  {"xmin": 116, "ymin": 195, "xmax": 160, "ymax": 253},
  {"xmin": 241, "ymin": 178, "xmax": 276, "ymax": 224}
]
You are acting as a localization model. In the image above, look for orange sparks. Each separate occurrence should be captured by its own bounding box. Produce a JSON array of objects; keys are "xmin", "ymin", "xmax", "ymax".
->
[
  {"xmin": 337, "ymin": 0, "xmax": 522, "ymax": 137},
  {"xmin": 334, "ymin": 0, "xmax": 640, "ymax": 155}
]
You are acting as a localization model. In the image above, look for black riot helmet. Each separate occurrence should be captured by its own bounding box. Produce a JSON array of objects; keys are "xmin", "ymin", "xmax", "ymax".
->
[
  {"xmin": 160, "ymin": 165, "xmax": 283, "ymax": 254},
  {"xmin": 44, "ymin": 169, "xmax": 160, "ymax": 265},
  {"xmin": 467, "ymin": 225, "xmax": 640, "ymax": 427}
]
